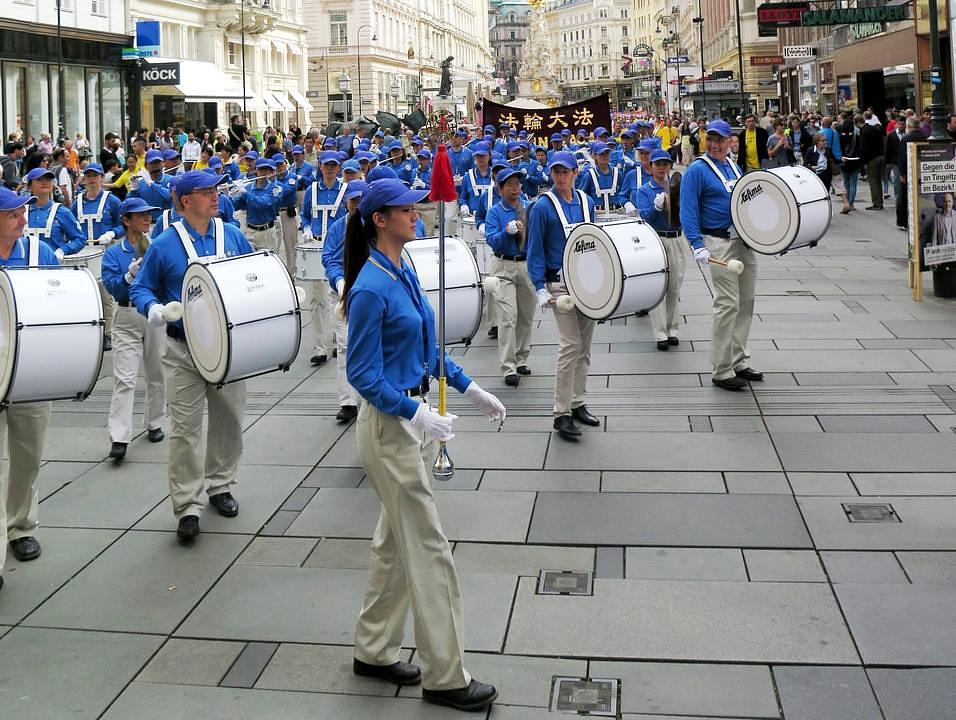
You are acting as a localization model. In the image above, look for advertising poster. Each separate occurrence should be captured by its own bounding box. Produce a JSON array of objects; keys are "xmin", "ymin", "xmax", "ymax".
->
[{"xmin": 915, "ymin": 143, "xmax": 956, "ymax": 268}]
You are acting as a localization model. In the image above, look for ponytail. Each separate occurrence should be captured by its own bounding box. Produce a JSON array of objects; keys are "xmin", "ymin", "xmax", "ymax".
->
[{"xmin": 341, "ymin": 210, "xmax": 377, "ymax": 317}]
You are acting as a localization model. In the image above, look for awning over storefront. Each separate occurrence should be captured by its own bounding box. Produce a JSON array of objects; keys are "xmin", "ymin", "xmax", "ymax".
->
[
  {"xmin": 144, "ymin": 58, "xmax": 249, "ymax": 102},
  {"xmin": 288, "ymin": 88, "xmax": 314, "ymax": 113},
  {"xmin": 268, "ymin": 91, "xmax": 295, "ymax": 111}
]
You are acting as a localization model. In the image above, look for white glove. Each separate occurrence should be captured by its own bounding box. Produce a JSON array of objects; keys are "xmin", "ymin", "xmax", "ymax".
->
[
  {"xmin": 139, "ymin": 169, "xmax": 153, "ymax": 187},
  {"xmin": 147, "ymin": 303, "xmax": 167, "ymax": 327},
  {"xmin": 506, "ymin": 219, "xmax": 519, "ymax": 234},
  {"xmin": 622, "ymin": 155, "xmax": 636, "ymax": 167},
  {"xmin": 542, "ymin": 172, "xmax": 550, "ymax": 183},
  {"xmin": 624, "ymin": 202, "xmax": 637, "ymax": 216},
  {"xmin": 125, "ymin": 258, "xmax": 142, "ymax": 284},
  {"xmin": 459, "ymin": 204, "xmax": 471, "ymax": 217},
  {"xmin": 694, "ymin": 246, "xmax": 711, "ymax": 265},
  {"xmin": 536, "ymin": 287, "xmax": 551, "ymax": 312},
  {"xmin": 411, "ymin": 178, "xmax": 426, "ymax": 189},
  {"xmin": 453, "ymin": 174, "xmax": 463, "ymax": 185},
  {"xmin": 96, "ymin": 230, "xmax": 115, "ymax": 245},
  {"xmin": 335, "ymin": 278, "xmax": 345, "ymax": 296},
  {"xmin": 410, "ymin": 403, "xmax": 456, "ymax": 442},
  {"xmin": 302, "ymin": 227, "xmax": 313, "ymax": 242},
  {"xmin": 464, "ymin": 382, "xmax": 507, "ymax": 422},
  {"xmin": 653, "ymin": 192, "xmax": 666, "ymax": 211},
  {"xmin": 54, "ymin": 248, "xmax": 65, "ymax": 261},
  {"xmin": 477, "ymin": 224, "xmax": 486, "ymax": 238}
]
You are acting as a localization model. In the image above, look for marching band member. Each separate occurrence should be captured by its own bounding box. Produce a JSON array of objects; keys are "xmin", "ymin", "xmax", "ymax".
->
[
  {"xmin": 152, "ymin": 172, "xmax": 239, "ymax": 237},
  {"xmin": 0, "ymin": 188, "xmax": 59, "ymax": 592},
  {"xmin": 527, "ymin": 151, "xmax": 598, "ymax": 441},
  {"xmin": 493, "ymin": 123, "xmax": 512, "ymax": 157},
  {"xmin": 458, "ymin": 142, "xmax": 493, "ymax": 219},
  {"xmin": 344, "ymin": 178, "xmax": 503, "ymax": 713},
  {"xmin": 637, "ymin": 149, "xmax": 686, "ymax": 351},
  {"xmin": 102, "ymin": 198, "xmax": 167, "ymax": 461},
  {"xmin": 291, "ymin": 144, "xmax": 315, "ymax": 210},
  {"xmin": 73, "ymin": 162, "xmax": 123, "ymax": 350},
  {"xmin": 301, "ymin": 151, "xmax": 349, "ymax": 366},
  {"xmin": 272, "ymin": 153, "xmax": 301, "ymax": 269},
  {"xmin": 485, "ymin": 167, "xmax": 535, "ymax": 386},
  {"xmin": 233, "ymin": 157, "xmax": 281, "ymax": 253},
  {"xmin": 24, "ymin": 168, "xmax": 86, "ymax": 260},
  {"xmin": 577, "ymin": 142, "xmax": 624, "ymax": 214},
  {"xmin": 388, "ymin": 142, "xmax": 416, "ymax": 185},
  {"xmin": 622, "ymin": 138, "xmax": 657, "ymax": 214},
  {"xmin": 320, "ymin": 180, "xmax": 367, "ymax": 422},
  {"xmin": 547, "ymin": 133, "xmax": 565, "ymax": 162},
  {"xmin": 679, "ymin": 120, "xmax": 762, "ymax": 391},
  {"xmin": 412, "ymin": 149, "xmax": 437, "ymax": 234},
  {"xmin": 162, "ymin": 149, "xmax": 182, "ymax": 176},
  {"xmin": 612, "ymin": 128, "xmax": 638, "ymax": 171},
  {"xmin": 341, "ymin": 159, "xmax": 363, "ymax": 183},
  {"xmin": 129, "ymin": 149, "xmax": 172, "ymax": 221},
  {"xmin": 130, "ymin": 171, "xmax": 254, "ymax": 539}
]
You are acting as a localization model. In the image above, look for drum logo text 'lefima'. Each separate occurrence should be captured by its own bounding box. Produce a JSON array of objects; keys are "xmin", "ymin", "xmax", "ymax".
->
[
  {"xmin": 573, "ymin": 239, "xmax": 596, "ymax": 254},
  {"xmin": 740, "ymin": 184, "xmax": 764, "ymax": 203},
  {"xmin": 186, "ymin": 283, "xmax": 203, "ymax": 303}
]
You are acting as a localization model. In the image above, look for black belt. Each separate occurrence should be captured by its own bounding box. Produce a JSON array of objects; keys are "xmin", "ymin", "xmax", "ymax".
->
[
  {"xmin": 545, "ymin": 268, "xmax": 561, "ymax": 283},
  {"xmin": 281, "ymin": 206, "xmax": 297, "ymax": 212},
  {"xmin": 166, "ymin": 325, "xmax": 186, "ymax": 342},
  {"xmin": 494, "ymin": 252, "xmax": 527, "ymax": 261},
  {"xmin": 702, "ymin": 227, "xmax": 730, "ymax": 238},
  {"xmin": 658, "ymin": 230, "xmax": 680, "ymax": 238},
  {"xmin": 403, "ymin": 380, "xmax": 430, "ymax": 397},
  {"xmin": 117, "ymin": 300, "xmax": 131, "ymax": 307},
  {"xmin": 248, "ymin": 221, "xmax": 275, "ymax": 231}
]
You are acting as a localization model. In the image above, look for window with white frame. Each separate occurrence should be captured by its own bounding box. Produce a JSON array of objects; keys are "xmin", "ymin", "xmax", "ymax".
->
[
  {"xmin": 330, "ymin": 12, "xmax": 348, "ymax": 47},
  {"xmin": 91, "ymin": 0, "xmax": 106, "ymax": 15},
  {"xmin": 228, "ymin": 42, "xmax": 237, "ymax": 66}
]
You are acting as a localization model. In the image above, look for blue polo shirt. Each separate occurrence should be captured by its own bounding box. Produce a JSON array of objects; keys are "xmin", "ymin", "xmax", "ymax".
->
[
  {"xmin": 679, "ymin": 154, "xmax": 739, "ymax": 250},
  {"xmin": 636, "ymin": 178, "xmax": 679, "ymax": 234},
  {"xmin": 301, "ymin": 178, "xmax": 348, "ymax": 236},
  {"xmin": 72, "ymin": 190, "xmax": 124, "ymax": 241},
  {"xmin": 102, "ymin": 238, "xmax": 140, "ymax": 303},
  {"xmin": 234, "ymin": 180, "xmax": 281, "ymax": 226},
  {"xmin": 526, "ymin": 190, "xmax": 595, "ymax": 291},
  {"xmin": 0, "ymin": 237, "xmax": 60, "ymax": 267},
  {"xmin": 28, "ymin": 200, "xmax": 86, "ymax": 255},
  {"xmin": 485, "ymin": 197, "xmax": 531, "ymax": 257},
  {"xmin": 128, "ymin": 174, "xmax": 172, "ymax": 220},
  {"xmin": 274, "ymin": 169, "xmax": 300, "ymax": 208},
  {"xmin": 460, "ymin": 167, "xmax": 494, "ymax": 214}
]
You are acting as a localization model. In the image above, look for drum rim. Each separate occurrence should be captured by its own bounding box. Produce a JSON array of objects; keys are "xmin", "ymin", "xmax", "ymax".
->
[
  {"xmin": 562, "ymin": 222, "xmax": 626, "ymax": 320},
  {"xmin": 182, "ymin": 261, "xmax": 231, "ymax": 385}
]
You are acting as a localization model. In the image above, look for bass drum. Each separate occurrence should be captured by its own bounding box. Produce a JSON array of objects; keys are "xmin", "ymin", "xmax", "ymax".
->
[
  {"xmin": 182, "ymin": 251, "xmax": 301, "ymax": 386},
  {"xmin": 0, "ymin": 267, "xmax": 103, "ymax": 405},
  {"xmin": 403, "ymin": 236, "xmax": 482, "ymax": 345},
  {"xmin": 562, "ymin": 220, "xmax": 668, "ymax": 321},
  {"xmin": 730, "ymin": 165, "xmax": 831, "ymax": 255}
]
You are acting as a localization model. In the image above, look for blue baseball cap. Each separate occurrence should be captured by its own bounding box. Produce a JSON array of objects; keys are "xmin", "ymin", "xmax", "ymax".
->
[
  {"xmin": 506, "ymin": 141, "xmax": 521, "ymax": 153},
  {"xmin": 323, "ymin": 138, "xmax": 336, "ymax": 148},
  {"xmin": 207, "ymin": 156, "xmax": 223, "ymax": 170},
  {"xmin": 292, "ymin": 144, "xmax": 304, "ymax": 154},
  {"xmin": 319, "ymin": 151, "xmax": 341, "ymax": 165},
  {"xmin": 472, "ymin": 142, "xmax": 491, "ymax": 156},
  {"xmin": 358, "ymin": 179, "xmax": 428, "ymax": 220},
  {"xmin": 563, "ymin": 129, "xmax": 573, "ymax": 136},
  {"xmin": 354, "ymin": 151, "xmax": 375, "ymax": 162},
  {"xmin": 169, "ymin": 170, "xmax": 226, "ymax": 197},
  {"xmin": 411, "ymin": 135, "xmax": 424, "ymax": 145},
  {"xmin": 118, "ymin": 197, "xmax": 158, "ymax": 216},
  {"xmin": 145, "ymin": 150, "xmax": 163, "ymax": 163},
  {"xmin": 492, "ymin": 157, "xmax": 509, "ymax": 171},
  {"xmin": 607, "ymin": 138, "xmax": 618, "ymax": 147},
  {"xmin": 620, "ymin": 128, "xmax": 635, "ymax": 139},
  {"xmin": 365, "ymin": 165, "xmax": 398, "ymax": 182},
  {"xmin": 550, "ymin": 133, "xmax": 563, "ymax": 142},
  {"xmin": 416, "ymin": 148, "xmax": 432, "ymax": 160},
  {"xmin": 374, "ymin": 130, "xmax": 384, "ymax": 138},
  {"xmin": 517, "ymin": 140, "xmax": 530, "ymax": 150},
  {"xmin": 245, "ymin": 151, "xmax": 259, "ymax": 161},
  {"xmin": 591, "ymin": 142, "xmax": 610, "ymax": 155},
  {"xmin": 255, "ymin": 157, "xmax": 276, "ymax": 170},
  {"xmin": 483, "ymin": 124, "xmax": 494, "ymax": 133},
  {"xmin": 518, "ymin": 130, "xmax": 528, "ymax": 137},
  {"xmin": 341, "ymin": 159, "xmax": 361, "ymax": 174},
  {"xmin": 24, "ymin": 168, "xmax": 55, "ymax": 183},
  {"xmin": 0, "ymin": 187, "xmax": 36, "ymax": 210},
  {"xmin": 344, "ymin": 180, "xmax": 368, "ymax": 201},
  {"xmin": 649, "ymin": 149, "xmax": 673, "ymax": 164},
  {"xmin": 163, "ymin": 149, "xmax": 180, "ymax": 160},
  {"xmin": 455, "ymin": 129, "xmax": 468, "ymax": 137},
  {"xmin": 706, "ymin": 119, "xmax": 733, "ymax": 138},
  {"xmin": 271, "ymin": 153, "xmax": 288, "ymax": 165},
  {"xmin": 594, "ymin": 126, "xmax": 609, "ymax": 137},
  {"xmin": 495, "ymin": 167, "xmax": 523, "ymax": 186},
  {"xmin": 499, "ymin": 122, "xmax": 512, "ymax": 129},
  {"xmin": 82, "ymin": 163, "xmax": 105, "ymax": 175},
  {"xmin": 168, "ymin": 175, "xmax": 183, "ymax": 194},
  {"xmin": 548, "ymin": 151, "xmax": 577, "ymax": 170},
  {"xmin": 637, "ymin": 139, "xmax": 657, "ymax": 153}
]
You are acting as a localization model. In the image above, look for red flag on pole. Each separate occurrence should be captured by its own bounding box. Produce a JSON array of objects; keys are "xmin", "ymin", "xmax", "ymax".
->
[{"xmin": 429, "ymin": 143, "xmax": 458, "ymax": 203}]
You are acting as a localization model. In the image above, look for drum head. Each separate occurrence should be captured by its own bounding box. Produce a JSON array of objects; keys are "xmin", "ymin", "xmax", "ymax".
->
[
  {"xmin": 732, "ymin": 169, "xmax": 808, "ymax": 255},
  {"xmin": 182, "ymin": 263, "xmax": 230, "ymax": 385},
  {"xmin": 62, "ymin": 245, "xmax": 105, "ymax": 266},
  {"xmin": 0, "ymin": 271, "xmax": 17, "ymax": 403},
  {"xmin": 562, "ymin": 223, "xmax": 624, "ymax": 320}
]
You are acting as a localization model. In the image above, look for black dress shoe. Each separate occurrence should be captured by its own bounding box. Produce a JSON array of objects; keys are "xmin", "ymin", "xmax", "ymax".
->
[
  {"xmin": 423, "ymin": 679, "xmax": 498, "ymax": 712},
  {"xmin": 353, "ymin": 658, "xmax": 422, "ymax": 685},
  {"xmin": 310, "ymin": 354, "xmax": 328, "ymax": 366},
  {"xmin": 209, "ymin": 492, "xmax": 239, "ymax": 517},
  {"xmin": 504, "ymin": 374, "xmax": 520, "ymax": 387},
  {"xmin": 656, "ymin": 340, "xmax": 669, "ymax": 351},
  {"xmin": 487, "ymin": 325, "xmax": 498, "ymax": 338},
  {"xmin": 553, "ymin": 415, "xmax": 581, "ymax": 439},
  {"xmin": 712, "ymin": 376, "xmax": 748, "ymax": 391},
  {"xmin": 102, "ymin": 334, "xmax": 112, "ymax": 351},
  {"xmin": 332, "ymin": 348, "xmax": 338, "ymax": 358},
  {"xmin": 0, "ymin": 574, "xmax": 4, "ymax": 592},
  {"xmin": 109, "ymin": 441, "xmax": 127, "ymax": 460},
  {"xmin": 667, "ymin": 336, "xmax": 679, "ymax": 346},
  {"xmin": 177, "ymin": 515, "xmax": 200, "ymax": 539},
  {"xmin": 571, "ymin": 405, "xmax": 600, "ymax": 426},
  {"xmin": 147, "ymin": 427, "xmax": 165, "ymax": 443},
  {"xmin": 734, "ymin": 367, "xmax": 764, "ymax": 382},
  {"xmin": 10, "ymin": 536, "xmax": 41, "ymax": 561},
  {"xmin": 516, "ymin": 365, "xmax": 532, "ymax": 375},
  {"xmin": 336, "ymin": 405, "xmax": 358, "ymax": 422}
]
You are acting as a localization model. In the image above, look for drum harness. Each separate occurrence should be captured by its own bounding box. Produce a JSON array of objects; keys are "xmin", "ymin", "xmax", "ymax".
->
[
  {"xmin": 310, "ymin": 181, "xmax": 349, "ymax": 240},
  {"xmin": 588, "ymin": 166, "xmax": 620, "ymax": 215},
  {"xmin": 172, "ymin": 219, "xmax": 226, "ymax": 265},
  {"xmin": 542, "ymin": 189, "xmax": 592, "ymax": 284},
  {"xmin": 75, "ymin": 190, "xmax": 112, "ymax": 245},
  {"xmin": 698, "ymin": 155, "xmax": 742, "ymax": 239},
  {"xmin": 25, "ymin": 202, "xmax": 61, "ymax": 249},
  {"xmin": 466, "ymin": 169, "xmax": 493, "ymax": 215}
]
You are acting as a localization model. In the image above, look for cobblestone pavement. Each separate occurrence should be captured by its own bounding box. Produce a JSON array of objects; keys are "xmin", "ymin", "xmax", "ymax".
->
[{"xmin": 1, "ymin": 181, "xmax": 955, "ymax": 719}]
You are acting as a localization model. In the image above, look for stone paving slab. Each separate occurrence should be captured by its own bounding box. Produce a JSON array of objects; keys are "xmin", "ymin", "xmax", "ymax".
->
[
  {"xmin": 302, "ymin": 538, "xmax": 372, "ymax": 570},
  {"xmin": 480, "ymin": 469, "xmax": 600, "ymax": 492},
  {"xmin": 453, "ymin": 542, "xmax": 594, "ymax": 576},
  {"xmin": 850, "ymin": 472, "xmax": 956, "ymax": 495},
  {"xmin": 24, "ymin": 530, "xmax": 248, "ymax": 634},
  {"xmin": 775, "ymin": 433, "xmax": 956, "ymax": 472},
  {"xmin": 255, "ymin": 643, "xmax": 413, "ymax": 696},
  {"xmin": 236, "ymin": 537, "xmax": 318, "ymax": 567},
  {"xmin": 240, "ymin": 415, "xmax": 349, "ymax": 466},
  {"xmin": 601, "ymin": 471, "xmax": 725, "ymax": 493},
  {"xmin": 773, "ymin": 665, "xmax": 883, "ymax": 720},
  {"xmin": 528, "ymin": 493, "xmax": 811, "ymax": 548},
  {"xmin": 744, "ymin": 550, "xmax": 826, "ymax": 582},
  {"xmin": 799, "ymin": 497, "xmax": 956, "ymax": 550},
  {"xmin": 625, "ymin": 547, "xmax": 747, "ymax": 581},
  {"xmin": 176, "ymin": 565, "xmax": 516, "ymax": 652},
  {"xmin": 505, "ymin": 577, "xmax": 859, "ymax": 663},
  {"xmin": 0, "ymin": 627, "xmax": 162, "ymax": 718},
  {"xmin": 895, "ymin": 551, "xmax": 956, "ymax": 584},
  {"xmin": 868, "ymin": 668, "xmax": 956, "ymax": 720},
  {"xmin": 788, "ymin": 472, "xmax": 858, "ymax": 496},
  {"xmin": 137, "ymin": 638, "xmax": 246, "ymax": 686},
  {"xmin": 36, "ymin": 460, "xmax": 97, "ymax": 500},
  {"xmin": 820, "ymin": 551, "xmax": 909, "ymax": 584}
]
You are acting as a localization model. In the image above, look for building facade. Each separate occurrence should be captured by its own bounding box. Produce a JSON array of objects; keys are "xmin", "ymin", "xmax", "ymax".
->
[
  {"xmin": 0, "ymin": 0, "xmax": 130, "ymax": 153},
  {"xmin": 489, "ymin": 0, "xmax": 530, "ymax": 101},
  {"xmin": 304, "ymin": 0, "xmax": 495, "ymax": 129}
]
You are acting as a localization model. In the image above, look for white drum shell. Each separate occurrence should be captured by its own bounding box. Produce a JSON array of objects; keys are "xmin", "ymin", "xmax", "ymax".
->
[
  {"xmin": 562, "ymin": 220, "xmax": 668, "ymax": 321},
  {"xmin": 402, "ymin": 236, "xmax": 483, "ymax": 345},
  {"xmin": 0, "ymin": 267, "xmax": 103, "ymax": 404},
  {"xmin": 731, "ymin": 166, "xmax": 831, "ymax": 255},
  {"xmin": 62, "ymin": 245, "xmax": 105, "ymax": 279},
  {"xmin": 460, "ymin": 217, "xmax": 492, "ymax": 274},
  {"xmin": 182, "ymin": 252, "xmax": 301, "ymax": 385},
  {"xmin": 295, "ymin": 242, "xmax": 326, "ymax": 281}
]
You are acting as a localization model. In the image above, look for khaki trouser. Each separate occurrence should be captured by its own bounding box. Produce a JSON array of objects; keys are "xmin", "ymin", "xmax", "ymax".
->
[
  {"xmin": 704, "ymin": 234, "xmax": 757, "ymax": 380},
  {"xmin": 330, "ymin": 289, "xmax": 360, "ymax": 406},
  {"xmin": 108, "ymin": 305, "xmax": 166, "ymax": 444},
  {"xmin": 278, "ymin": 210, "xmax": 299, "ymax": 271},
  {"xmin": 247, "ymin": 223, "xmax": 281, "ymax": 253},
  {"xmin": 548, "ymin": 281, "xmax": 595, "ymax": 416},
  {"xmin": 310, "ymin": 279, "xmax": 331, "ymax": 357},
  {"xmin": 99, "ymin": 281, "xmax": 115, "ymax": 336},
  {"xmin": 416, "ymin": 202, "xmax": 439, "ymax": 236},
  {"xmin": 164, "ymin": 338, "xmax": 245, "ymax": 519},
  {"xmin": 489, "ymin": 257, "xmax": 535, "ymax": 376},
  {"xmin": 354, "ymin": 400, "xmax": 471, "ymax": 692},
  {"xmin": 444, "ymin": 199, "xmax": 461, "ymax": 237},
  {"xmin": 0, "ymin": 402, "xmax": 51, "ymax": 570},
  {"xmin": 649, "ymin": 233, "xmax": 688, "ymax": 342},
  {"xmin": 866, "ymin": 157, "xmax": 885, "ymax": 208}
]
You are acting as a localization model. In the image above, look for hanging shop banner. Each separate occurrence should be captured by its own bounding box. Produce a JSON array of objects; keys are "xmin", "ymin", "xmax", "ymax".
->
[
  {"xmin": 757, "ymin": 2, "xmax": 810, "ymax": 36},
  {"xmin": 481, "ymin": 95, "xmax": 613, "ymax": 139},
  {"xmin": 913, "ymin": 143, "xmax": 956, "ymax": 270}
]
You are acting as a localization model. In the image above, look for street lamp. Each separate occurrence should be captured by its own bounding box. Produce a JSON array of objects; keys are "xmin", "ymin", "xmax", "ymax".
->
[
  {"xmin": 339, "ymin": 69, "xmax": 351, "ymax": 120},
  {"xmin": 356, "ymin": 24, "xmax": 376, "ymax": 117},
  {"xmin": 657, "ymin": 10, "xmax": 681, "ymax": 118},
  {"xmin": 693, "ymin": 9, "xmax": 706, "ymax": 116},
  {"xmin": 390, "ymin": 75, "xmax": 401, "ymax": 113},
  {"xmin": 926, "ymin": 0, "xmax": 950, "ymax": 141},
  {"xmin": 240, "ymin": 0, "xmax": 247, "ymax": 119},
  {"xmin": 734, "ymin": 0, "xmax": 747, "ymax": 117},
  {"xmin": 55, "ymin": 0, "xmax": 65, "ymax": 142}
]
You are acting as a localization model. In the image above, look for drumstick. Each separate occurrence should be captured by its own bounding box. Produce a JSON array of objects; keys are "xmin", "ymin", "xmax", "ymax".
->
[
  {"xmin": 550, "ymin": 295, "xmax": 576, "ymax": 311},
  {"xmin": 482, "ymin": 276, "xmax": 500, "ymax": 292},
  {"xmin": 294, "ymin": 286, "xmax": 307, "ymax": 305},
  {"xmin": 708, "ymin": 257, "xmax": 745, "ymax": 275},
  {"xmin": 163, "ymin": 301, "xmax": 184, "ymax": 322}
]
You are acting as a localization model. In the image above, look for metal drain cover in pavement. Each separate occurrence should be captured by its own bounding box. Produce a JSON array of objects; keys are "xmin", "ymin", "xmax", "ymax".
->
[
  {"xmin": 550, "ymin": 676, "xmax": 619, "ymax": 716},
  {"xmin": 538, "ymin": 570, "xmax": 593, "ymax": 596},
  {"xmin": 843, "ymin": 503, "xmax": 900, "ymax": 523}
]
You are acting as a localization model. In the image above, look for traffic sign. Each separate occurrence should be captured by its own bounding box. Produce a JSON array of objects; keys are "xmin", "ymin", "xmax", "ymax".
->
[{"xmin": 666, "ymin": 56, "xmax": 690, "ymax": 65}]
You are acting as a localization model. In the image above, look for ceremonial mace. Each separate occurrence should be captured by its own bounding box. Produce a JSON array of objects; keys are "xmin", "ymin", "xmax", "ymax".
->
[{"xmin": 424, "ymin": 112, "xmax": 459, "ymax": 481}]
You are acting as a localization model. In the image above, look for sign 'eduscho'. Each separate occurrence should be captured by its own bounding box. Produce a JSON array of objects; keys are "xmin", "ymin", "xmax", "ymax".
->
[{"xmin": 140, "ymin": 63, "xmax": 181, "ymax": 86}]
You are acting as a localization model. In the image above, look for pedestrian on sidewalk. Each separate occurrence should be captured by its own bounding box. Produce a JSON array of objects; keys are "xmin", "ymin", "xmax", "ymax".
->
[{"xmin": 860, "ymin": 116, "xmax": 886, "ymax": 210}]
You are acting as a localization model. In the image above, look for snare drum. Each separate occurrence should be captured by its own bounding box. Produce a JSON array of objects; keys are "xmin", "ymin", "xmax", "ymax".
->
[
  {"xmin": 403, "ymin": 236, "xmax": 482, "ymax": 344},
  {"xmin": 62, "ymin": 245, "xmax": 105, "ymax": 279},
  {"xmin": 0, "ymin": 267, "xmax": 103, "ymax": 405},
  {"xmin": 562, "ymin": 219, "xmax": 668, "ymax": 321},
  {"xmin": 460, "ymin": 217, "xmax": 493, "ymax": 274},
  {"xmin": 295, "ymin": 242, "xmax": 326, "ymax": 281},
  {"xmin": 731, "ymin": 166, "xmax": 831, "ymax": 255},
  {"xmin": 182, "ymin": 251, "xmax": 301, "ymax": 385}
]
